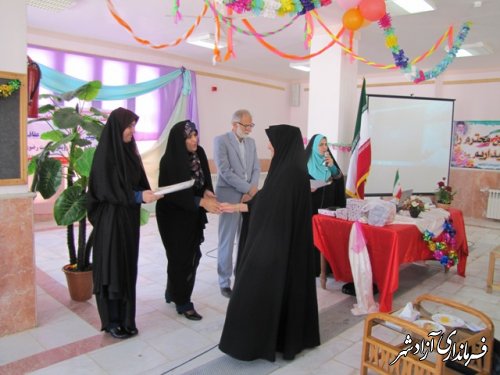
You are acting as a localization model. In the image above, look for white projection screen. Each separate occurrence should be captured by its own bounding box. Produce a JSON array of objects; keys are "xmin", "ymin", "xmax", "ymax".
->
[{"xmin": 366, "ymin": 95, "xmax": 454, "ymax": 196}]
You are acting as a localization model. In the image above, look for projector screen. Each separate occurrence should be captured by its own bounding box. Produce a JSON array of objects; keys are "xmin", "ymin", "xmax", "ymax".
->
[{"xmin": 366, "ymin": 95, "xmax": 454, "ymax": 196}]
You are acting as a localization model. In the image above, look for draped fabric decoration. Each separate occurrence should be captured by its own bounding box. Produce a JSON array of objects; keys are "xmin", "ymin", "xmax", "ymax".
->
[{"xmin": 37, "ymin": 62, "xmax": 198, "ymax": 188}]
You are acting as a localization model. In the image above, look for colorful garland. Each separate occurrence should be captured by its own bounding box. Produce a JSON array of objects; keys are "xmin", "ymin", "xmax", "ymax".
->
[
  {"xmin": 219, "ymin": 0, "xmax": 331, "ymax": 17},
  {"xmin": 378, "ymin": 14, "xmax": 471, "ymax": 83},
  {"xmin": 423, "ymin": 219, "xmax": 458, "ymax": 270},
  {"xmin": 0, "ymin": 79, "xmax": 21, "ymax": 99}
]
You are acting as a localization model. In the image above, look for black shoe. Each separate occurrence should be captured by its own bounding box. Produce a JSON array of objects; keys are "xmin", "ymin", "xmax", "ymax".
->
[
  {"xmin": 165, "ymin": 290, "xmax": 172, "ymax": 304},
  {"xmin": 220, "ymin": 287, "xmax": 232, "ymax": 298},
  {"xmin": 179, "ymin": 309, "xmax": 202, "ymax": 321},
  {"xmin": 125, "ymin": 327, "xmax": 139, "ymax": 336},
  {"xmin": 106, "ymin": 326, "xmax": 130, "ymax": 339}
]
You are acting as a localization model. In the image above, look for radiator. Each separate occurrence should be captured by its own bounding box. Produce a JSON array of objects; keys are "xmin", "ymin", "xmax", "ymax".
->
[{"xmin": 486, "ymin": 189, "xmax": 500, "ymax": 220}]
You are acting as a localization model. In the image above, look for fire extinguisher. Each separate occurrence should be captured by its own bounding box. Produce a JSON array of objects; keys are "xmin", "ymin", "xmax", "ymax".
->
[{"xmin": 27, "ymin": 56, "xmax": 41, "ymax": 118}]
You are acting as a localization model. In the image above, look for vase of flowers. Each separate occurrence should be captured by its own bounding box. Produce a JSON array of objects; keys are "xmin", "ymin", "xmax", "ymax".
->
[
  {"xmin": 434, "ymin": 177, "xmax": 456, "ymax": 210},
  {"xmin": 402, "ymin": 196, "xmax": 426, "ymax": 218}
]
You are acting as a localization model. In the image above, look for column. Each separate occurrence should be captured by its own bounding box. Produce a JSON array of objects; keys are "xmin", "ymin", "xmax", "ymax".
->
[{"xmin": 307, "ymin": 25, "xmax": 359, "ymax": 170}]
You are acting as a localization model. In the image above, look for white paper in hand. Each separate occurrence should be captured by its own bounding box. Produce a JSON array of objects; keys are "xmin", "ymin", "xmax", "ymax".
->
[
  {"xmin": 154, "ymin": 179, "xmax": 195, "ymax": 196},
  {"xmin": 310, "ymin": 179, "xmax": 331, "ymax": 189}
]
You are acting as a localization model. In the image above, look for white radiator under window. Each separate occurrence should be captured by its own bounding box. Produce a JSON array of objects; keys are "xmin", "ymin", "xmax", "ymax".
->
[{"xmin": 486, "ymin": 189, "xmax": 500, "ymax": 220}]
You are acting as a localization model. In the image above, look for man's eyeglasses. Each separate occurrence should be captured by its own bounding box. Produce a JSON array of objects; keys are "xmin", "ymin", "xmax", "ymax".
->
[{"xmin": 237, "ymin": 122, "xmax": 255, "ymax": 129}]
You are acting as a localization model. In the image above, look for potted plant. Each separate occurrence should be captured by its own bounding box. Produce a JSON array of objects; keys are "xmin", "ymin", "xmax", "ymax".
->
[
  {"xmin": 401, "ymin": 195, "xmax": 426, "ymax": 218},
  {"xmin": 28, "ymin": 80, "xmax": 106, "ymax": 301},
  {"xmin": 434, "ymin": 177, "xmax": 456, "ymax": 210}
]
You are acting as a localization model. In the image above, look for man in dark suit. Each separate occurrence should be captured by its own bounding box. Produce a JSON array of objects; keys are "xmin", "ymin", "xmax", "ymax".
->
[{"xmin": 214, "ymin": 109, "xmax": 260, "ymax": 298}]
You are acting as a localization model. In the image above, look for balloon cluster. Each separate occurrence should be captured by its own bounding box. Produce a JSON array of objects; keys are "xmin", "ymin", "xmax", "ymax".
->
[
  {"xmin": 422, "ymin": 219, "xmax": 458, "ymax": 270},
  {"xmin": 338, "ymin": 0, "xmax": 386, "ymax": 31}
]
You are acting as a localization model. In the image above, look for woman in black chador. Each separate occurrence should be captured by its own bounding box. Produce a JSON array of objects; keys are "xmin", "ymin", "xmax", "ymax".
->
[
  {"xmin": 219, "ymin": 124, "xmax": 320, "ymax": 362},
  {"xmin": 88, "ymin": 107, "xmax": 159, "ymax": 339},
  {"xmin": 156, "ymin": 120, "xmax": 220, "ymax": 321},
  {"xmin": 305, "ymin": 133, "xmax": 345, "ymax": 276}
]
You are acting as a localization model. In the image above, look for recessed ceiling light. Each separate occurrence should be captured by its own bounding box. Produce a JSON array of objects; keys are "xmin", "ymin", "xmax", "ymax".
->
[
  {"xmin": 446, "ymin": 42, "xmax": 493, "ymax": 57},
  {"xmin": 391, "ymin": 0, "xmax": 435, "ymax": 14},
  {"xmin": 27, "ymin": 0, "xmax": 76, "ymax": 12},
  {"xmin": 186, "ymin": 34, "xmax": 227, "ymax": 50},
  {"xmin": 289, "ymin": 62, "xmax": 310, "ymax": 72}
]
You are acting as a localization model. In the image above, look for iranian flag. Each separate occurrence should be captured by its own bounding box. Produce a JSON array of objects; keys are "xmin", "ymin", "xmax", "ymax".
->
[
  {"xmin": 392, "ymin": 169, "xmax": 402, "ymax": 199},
  {"xmin": 346, "ymin": 78, "xmax": 371, "ymax": 199}
]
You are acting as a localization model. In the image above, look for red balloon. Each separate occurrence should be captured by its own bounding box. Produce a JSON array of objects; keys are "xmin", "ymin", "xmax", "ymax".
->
[
  {"xmin": 342, "ymin": 8, "xmax": 364, "ymax": 31},
  {"xmin": 359, "ymin": 0, "xmax": 386, "ymax": 21}
]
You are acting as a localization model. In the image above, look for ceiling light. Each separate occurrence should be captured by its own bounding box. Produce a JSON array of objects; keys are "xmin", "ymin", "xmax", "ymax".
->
[
  {"xmin": 27, "ymin": 0, "xmax": 76, "ymax": 12},
  {"xmin": 446, "ymin": 42, "xmax": 493, "ymax": 57},
  {"xmin": 391, "ymin": 0, "xmax": 435, "ymax": 14},
  {"xmin": 289, "ymin": 62, "xmax": 310, "ymax": 72},
  {"xmin": 186, "ymin": 34, "xmax": 227, "ymax": 50}
]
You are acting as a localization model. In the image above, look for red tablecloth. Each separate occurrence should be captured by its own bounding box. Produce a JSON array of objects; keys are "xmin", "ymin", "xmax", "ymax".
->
[{"xmin": 312, "ymin": 208, "xmax": 468, "ymax": 313}]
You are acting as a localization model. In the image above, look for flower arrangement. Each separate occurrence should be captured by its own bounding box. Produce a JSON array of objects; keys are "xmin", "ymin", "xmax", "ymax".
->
[
  {"xmin": 0, "ymin": 79, "xmax": 21, "ymax": 99},
  {"xmin": 423, "ymin": 219, "xmax": 458, "ymax": 271},
  {"xmin": 401, "ymin": 195, "xmax": 426, "ymax": 213},
  {"xmin": 435, "ymin": 177, "xmax": 456, "ymax": 204},
  {"xmin": 401, "ymin": 195, "xmax": 427, "ymax": 218}
]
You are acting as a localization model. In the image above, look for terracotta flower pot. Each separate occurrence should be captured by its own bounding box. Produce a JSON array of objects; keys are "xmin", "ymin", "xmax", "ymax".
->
[{"xmin": 62, "ymin": 265, "xmax": 93, "ymax": 302}]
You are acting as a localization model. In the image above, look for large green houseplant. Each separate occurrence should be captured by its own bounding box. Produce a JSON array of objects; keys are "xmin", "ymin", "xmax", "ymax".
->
[{"xmin": 28, "ymin": 81, "xmax": 106, "ymax": 273}]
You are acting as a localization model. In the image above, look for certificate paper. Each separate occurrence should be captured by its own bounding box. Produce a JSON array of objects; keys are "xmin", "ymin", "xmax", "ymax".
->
[
  {"xmin": 154, "ymin": 179, "xmax": 195, "ymax": 196},
  {"xmin": 310, "ymin": 179, "xmax": 331, "ymax": 189}
]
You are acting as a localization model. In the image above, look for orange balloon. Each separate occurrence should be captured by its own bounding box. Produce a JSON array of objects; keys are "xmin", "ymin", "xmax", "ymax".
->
[{"xmin": 342, "ymin": 8, "xmax": 364, "ymax": 31}]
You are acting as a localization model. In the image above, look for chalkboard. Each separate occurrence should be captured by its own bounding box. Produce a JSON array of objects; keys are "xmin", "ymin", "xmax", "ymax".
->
[{"xmin": 0, "ymin": 72, "xmax": 27, "ymax": 185}]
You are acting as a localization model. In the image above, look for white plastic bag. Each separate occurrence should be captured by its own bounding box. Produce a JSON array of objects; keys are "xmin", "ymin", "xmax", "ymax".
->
[
  {"xmin": 364, "ymin": 200, "xmax": 396, "ymax": 227},
  {"xmin": 349, "ymin": 222, "xmax": 379, "ymax": 315}
]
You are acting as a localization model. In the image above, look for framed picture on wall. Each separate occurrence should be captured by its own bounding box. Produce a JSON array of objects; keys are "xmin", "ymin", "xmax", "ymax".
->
[
  {"xmin": 451, "ymin": 120, "xmax": 500, "ymax": 170},
  {"xmin": 0, "ymin": 71, "xmax": 28, "ymax": 185}
]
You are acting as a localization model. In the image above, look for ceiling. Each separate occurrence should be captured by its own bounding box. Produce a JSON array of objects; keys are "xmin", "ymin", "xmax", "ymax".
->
[{"xmin": 26, "ymin": 0, "xmax": 500, "ymax": 82}]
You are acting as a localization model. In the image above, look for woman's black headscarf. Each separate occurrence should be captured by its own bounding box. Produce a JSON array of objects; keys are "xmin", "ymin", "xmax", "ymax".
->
[
  {"xmin": 88, "ymin": 107, "xmax": 150, "ymax": 222},
  {"xmin": 157, "ymin": 120, "xmax": 210, "ymax": 211}
]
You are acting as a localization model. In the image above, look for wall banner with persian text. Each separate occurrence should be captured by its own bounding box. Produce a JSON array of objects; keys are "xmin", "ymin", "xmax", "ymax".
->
[{"xmin": 451, "ymin": 120, "xmax": 500, "ymax": 170}]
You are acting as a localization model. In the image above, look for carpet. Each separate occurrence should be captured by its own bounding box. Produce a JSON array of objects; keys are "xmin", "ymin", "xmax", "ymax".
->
[{"xmin": 171, "ymin": 263, "xmax": 441, "ymax": 374}]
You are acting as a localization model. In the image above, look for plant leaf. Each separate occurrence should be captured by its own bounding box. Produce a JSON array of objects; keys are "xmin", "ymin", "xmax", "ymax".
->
[
  {"xmin": 36, "ymin": 158, "xmax": 63, "ymax": 199},
  {"xmin": 140, "ymin": 207, "xmax": 150, "ymax": 226},
  {"xmin": 54, "ymin": 185, "xmax": 86, "ymax": 225},
  {"xmin": 74, "ymin": 148, "xmax": 95, "ymax": 178},
  {"xmin": 52, "ymin": 107, "xmax": 82, "ymax": 130},
  {"xmin": 74, "ymin": 81, "xmax": 102, "ymax": 101}
]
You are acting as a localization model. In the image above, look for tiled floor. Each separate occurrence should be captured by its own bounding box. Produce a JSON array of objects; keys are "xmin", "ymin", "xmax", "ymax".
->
[{"xmin": 0, "ymin": 213, "xmax": 499, "ymax": 375}]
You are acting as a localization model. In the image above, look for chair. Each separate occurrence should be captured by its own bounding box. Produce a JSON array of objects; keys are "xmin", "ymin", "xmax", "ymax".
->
[
  {"xmin": 486, "ymin": 246, "xmax": 500, "ymax": 294},
  {"xmin": 361, "ymin": 294, "xmax": 494, "ymax": 375}
]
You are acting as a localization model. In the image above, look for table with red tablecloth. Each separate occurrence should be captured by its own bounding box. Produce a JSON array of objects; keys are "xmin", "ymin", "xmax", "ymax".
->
[{"xmin": 312, "ymin": 208, "xmax": 468, "ymax": 313}]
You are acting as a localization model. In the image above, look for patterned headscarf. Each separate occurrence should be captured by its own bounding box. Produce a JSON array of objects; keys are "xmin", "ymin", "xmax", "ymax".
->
[{"xmin": 184, "ymin": 121, "xmax": 205, "ymax": 189}]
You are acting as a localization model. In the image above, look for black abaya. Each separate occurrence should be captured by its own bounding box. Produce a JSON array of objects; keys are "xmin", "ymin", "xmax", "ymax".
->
[
  {"xmin": 155, "ymin": 120, "xmax": 213, "ymax": 312},
  {"xmin": 87, "ymin": 107, "xmax": 151, "ymax": 332},
  {"xmin": 219, "ymin": 124, "xmax": 320, "ymax": 362}
]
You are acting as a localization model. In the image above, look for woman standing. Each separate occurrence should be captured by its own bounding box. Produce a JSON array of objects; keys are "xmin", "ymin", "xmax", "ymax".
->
[
  {"xmin": 219, "ymin": 124, "xmax": 320, "ymax": 361},
  {"xmin": 88, "ymin": 107, "xmax": 159, "ymax": 339},
  {"xmin": 305, "ymin": 134, "xmax": 345, "ymax": 276},
  {"xmin": 156, "ymin": 120, "xmax": 220, "ymax": 321}
]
